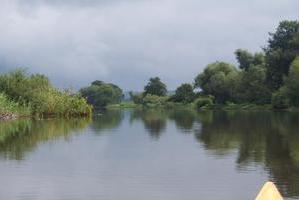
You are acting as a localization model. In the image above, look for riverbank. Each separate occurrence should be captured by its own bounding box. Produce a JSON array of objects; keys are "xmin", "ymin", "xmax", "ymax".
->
[{"xmin": 106, "ymin": 101, "xmax": 298, "ymax": 111}]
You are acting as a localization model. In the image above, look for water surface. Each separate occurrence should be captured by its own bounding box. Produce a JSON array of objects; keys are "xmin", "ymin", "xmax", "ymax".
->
[{"xmin": 1, "ymin": 109, "xmax": 299, "ymax": 200}]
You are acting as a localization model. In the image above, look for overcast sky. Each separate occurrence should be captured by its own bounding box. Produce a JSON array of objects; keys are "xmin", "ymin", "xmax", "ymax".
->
[{"xmin": 0, "ymin": 0, "xmax": 298, "ymax": 91}]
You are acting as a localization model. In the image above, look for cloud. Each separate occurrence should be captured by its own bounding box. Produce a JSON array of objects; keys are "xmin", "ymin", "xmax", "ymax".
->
[{"xmin": 0, "ymin": 0, "xmax": 298, "ymax": 90}]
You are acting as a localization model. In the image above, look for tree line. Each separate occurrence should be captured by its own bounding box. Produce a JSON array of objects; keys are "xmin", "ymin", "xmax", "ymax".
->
[
  {"xmin": 1, "ymin": 20, "xmax": 298, "ymax": 117},
  {"xmin": 128, "ymin": 20, "xmax": 299, "ymax": 109}
]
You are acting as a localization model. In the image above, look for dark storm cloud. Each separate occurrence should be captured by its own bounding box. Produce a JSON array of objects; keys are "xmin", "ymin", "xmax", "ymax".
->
[{"xmin": 0, "ymin": 0, "xmax": 298, "ymax": 90}]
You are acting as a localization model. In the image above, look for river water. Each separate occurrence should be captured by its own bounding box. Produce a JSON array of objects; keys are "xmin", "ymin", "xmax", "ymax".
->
[{"xmin": 0, "ymin": 109, "xmax": 299, "ymax": 200}]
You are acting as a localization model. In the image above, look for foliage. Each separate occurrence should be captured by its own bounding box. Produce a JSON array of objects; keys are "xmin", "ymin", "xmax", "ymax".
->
[
  {"xmin": 129, "ymin": 92, "xmax": 144, "ymax": 104},
  {"xmin": 144, "ymin": 77, "xmax": 167, "ymax": 96},
  {"xmin": 235, "ymin": 49, "xmax": 265, "ymax": 71},
  {"xmin": 195, "ymin": 96, "xmax": 214, "ymax": 109},
  {"xmin": 265, "ymin": 20, "xmax": 299, "ymax": 90},
  {"xmin": 0, "ymin": 69, "xmax": 92, "ymax": 117},
  {"xmin": 235, "ymin": 65, "xmax": 271, "ymax": 104},
  {"xmin": 194, "ymin": 62, "xmax": 239, "ymax": 103},
  {"xmin": 171, "ymin": 83, "xmax": 195, "ymax": 103},
  {"xmin": 142, "ymin": 94, "xmax": 168, "ymax": 107},
  {"xmin": 80, "ymin": 80, "xmax": 123, "ymax": 108},
  {"xmin": 271, "ymin": 87, "xmax": 290, "ymax": 109},
  {"xmin": 0, "ymin": 93, "xmax": 30, "ymax": 116},
  {"xmin": 283, "ymin": 56, "xmax": 299, "ymax": 106}
]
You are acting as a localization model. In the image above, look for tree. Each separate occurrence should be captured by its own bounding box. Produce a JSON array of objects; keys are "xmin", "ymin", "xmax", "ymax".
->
[
  {"xmin": 172, "ymin": 83, "xmax": 195, "ymax": 103},
  {"xmin": 236, "ymin": 65, "xmax": 271, "ymax": 104},
  {"xmin": 80, "ymin": 81, "xmax": 123, "ymax": 108},
  {"xmin": 194, "ymin": 62, "xmax": 239, "ymax": 103},
  {"xmin": 144, "ymin": 77, "xmax": 167, "ymax": 96},
  {"xmin": 265, "ymin": 20, "xmax": 299, "ymax": 90},
  {"xmin": 235, "ymin": 49, "xmax": 265, "ymax": 71},
  {"xmin": 283, "ymin": 56, "xmax": 299, "ymax": 106}
]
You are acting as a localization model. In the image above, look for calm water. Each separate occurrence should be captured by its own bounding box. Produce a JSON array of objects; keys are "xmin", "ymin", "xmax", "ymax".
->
[{"xmin": 1, "ymin": 109, "xmax": 299, "ymax": 200}]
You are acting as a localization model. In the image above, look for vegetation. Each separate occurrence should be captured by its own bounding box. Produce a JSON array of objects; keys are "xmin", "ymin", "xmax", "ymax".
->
[
  {"xmin": 265, "ymin": 21, "xmax": 299, "ymax": 90},
  {"xmin": 0, "ymin": 69, "xmax": 92, "ymax": 118},
  {"xmin": 144, "ymin": 77, "xmax": 167, "ymax": 96},
  {"xmin": 195, "ymin": 96, "xmax": 214, "ymax": 109},
  {"xmin": 2, "ymin": 20, "xmax": 299, "ymax": 114},
  {"xmin": 170, "ymin": 83, "xmax": 196, "ymax": 103},
  {"xmin": 80, "ymin": 80, "xmax": 123, "ymax": 109},
  {"xmin": 129, "ymin": 77, "xmax": 169, "ymax": 107},
  {"xmin": 193, "ymin": 20, "xmax": 299, "ymax": 109},
  {"xmin": 194, "ymin": 62, "xmax": 238, "ymax": 104},
  {"xmin": 0, "ymin": 93, "xmax": 30, "ymax": 118},
  {"xmin": 127, "ymin": 20, "xmax": 299, "ymax": 110}
]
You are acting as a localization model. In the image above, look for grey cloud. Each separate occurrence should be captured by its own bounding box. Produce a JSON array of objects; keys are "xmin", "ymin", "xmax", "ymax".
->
[{"xmin": 0, "ymin": 0, "xmax": 298, "ymax": 91}]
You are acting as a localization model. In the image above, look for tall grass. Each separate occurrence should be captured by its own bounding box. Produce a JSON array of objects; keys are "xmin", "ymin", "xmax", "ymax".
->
[
  {"xmin": 0, "ymin": 69, "xmax": 92, "ymax": 118},
  {"xmin": 0, "ymin": 93, "xmax": 30, "ymax": 116}
]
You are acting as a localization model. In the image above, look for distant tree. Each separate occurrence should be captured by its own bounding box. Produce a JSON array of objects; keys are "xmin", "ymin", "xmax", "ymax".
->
[
  {"xmin": 235, "ymin": 49, "xmax": 265, "ymax": 71},
  {"xmin": 80, "ymin": 81, "xmax": 123, "ymax": 108},
  {"xmin": 144, "ymin": 77, "xmax": 167, "ymax": 96},
  {"xmin": 194, "ymin": 62, "xmax": 239, "ymax": 103},
  {"xmin": 171, "ymin": 83, "xmax": 195, "ymax": 103},
  {"xmin": 265, "ymin": 20, "xmax": 299, "ymax": 90}
]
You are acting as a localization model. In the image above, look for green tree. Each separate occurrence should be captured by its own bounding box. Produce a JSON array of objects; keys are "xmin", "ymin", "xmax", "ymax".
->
[
  {"xmin": 171, "ymin": 83, "xmax": 195, "ymax": 103},
  {"xmin": 80, "ymin": 81, "xmax": 123, "ymax": 108},
  {"xmin": 283, "ymin": 56, "xmax": 299, "ymax": 106},
  {"xmin": 235, "ymin": 49, "xmax": 265, "ymax": 71},
  {"xmin": 144, "ymin": 77, "xmax": 167, "ymax": 96},
  {"xmin": 265, "ymin": 20, "xmax": 299, "ymax": 90},
  {"xmin": 194, "ymin": 62, "xmax": 239, "ymax": 103},
  {"xmin": 236, "ymin": 65, "xmax": 271, "ymax": 104}
]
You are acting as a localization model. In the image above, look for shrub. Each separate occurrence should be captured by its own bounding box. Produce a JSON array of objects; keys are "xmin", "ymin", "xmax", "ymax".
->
[
  {"xmin": 271, "ymin": 87, "xmax": 290, "ymax": 109},
  {"xmin": 195, "ymin": 97, "xmax": 214, "ymax": 109},
  {"xmin": 131, "ymin": 93, "xmax": 144, "ymax": 104},
  {"xmin": 142, "ymin": 94, "xmax": 168, "ymax": 107}
]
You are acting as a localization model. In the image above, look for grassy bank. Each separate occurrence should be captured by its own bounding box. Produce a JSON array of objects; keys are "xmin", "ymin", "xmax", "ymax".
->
[
  {"xmin": 107, "ymin": 101, "xmax": 284, "ymax": 111},
  {"xmin": 106, "ymin": 102, "xmax": 140, "ymax": 109}
]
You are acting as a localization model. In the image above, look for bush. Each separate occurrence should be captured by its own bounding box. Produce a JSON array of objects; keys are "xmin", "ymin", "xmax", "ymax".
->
[
  {"xmin": 271, "ymin": 88, "xmax": 290, "ymax": 109},
  {"xmin": 80, "ymin": 81, "xmax": 123, "ymax": 108},
  {"xmin": 131, "ymin": 93, "xmax": 144, "ymax": 104},
  {"xmin": 195, "ymin": 97, "xmax": 214, "ymax": 109},
  {"xmin": 142, "ymin": 94, "xmax": 168, "ymax": 107}
]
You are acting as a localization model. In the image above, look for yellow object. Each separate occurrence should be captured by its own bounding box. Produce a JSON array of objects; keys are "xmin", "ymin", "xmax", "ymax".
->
[{"xmin": 255, "ymin": 182, "xmax": 283, "ymax": 200}]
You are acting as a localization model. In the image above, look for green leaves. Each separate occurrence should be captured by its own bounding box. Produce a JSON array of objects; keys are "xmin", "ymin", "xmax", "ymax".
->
[
  {"xmin": 172, "ymin": 83, "xmax": 195, "ymax": 103},
  {"xmin": 80, "ymin": 81, "xmax": 123, "ymax": 108},
  {"xmin": 144, "ymin": 77, "xmax": 167, "ymax": 97},
  {"xmin": 194, "ymin": 62, "xmax": 238, "ymax": 103},
  {"xmin": 265, "ymin": 20, "xmax": 299, "ymax": 90}
]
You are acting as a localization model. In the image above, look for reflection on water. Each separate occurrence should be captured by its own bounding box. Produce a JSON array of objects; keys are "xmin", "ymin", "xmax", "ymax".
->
[
  {"xmin": 1, "ymin": 109, "xmax": 299, "ymax": 199},
  {"xmin": 195, "ymin": 111, "xmax": 299, "ymax": 198},
  {"xmin": 0, "ymin": 118, "xmax": 91, "ymax": 160}
]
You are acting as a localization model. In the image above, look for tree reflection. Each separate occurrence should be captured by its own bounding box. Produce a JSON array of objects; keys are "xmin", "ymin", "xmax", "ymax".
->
[
  {"xmin": 195, "ymin": 111, "xmax": 299, "ymax": 197},
  {"xmin": 168, "ymin": 109, "xmax": 197, "ymax": 132},
  {"xmin": 131, "ymin": 109, "xmax": 167, "ymax": 139},
  {"xmin": 92, "ymin": 109, "xmax": 123, "ymax": 131}
]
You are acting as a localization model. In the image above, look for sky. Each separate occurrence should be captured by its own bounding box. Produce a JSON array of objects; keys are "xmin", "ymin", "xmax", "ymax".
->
[{"xmin": 0, "ymin": 0, "xmax": 298, "ymax": 91}]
